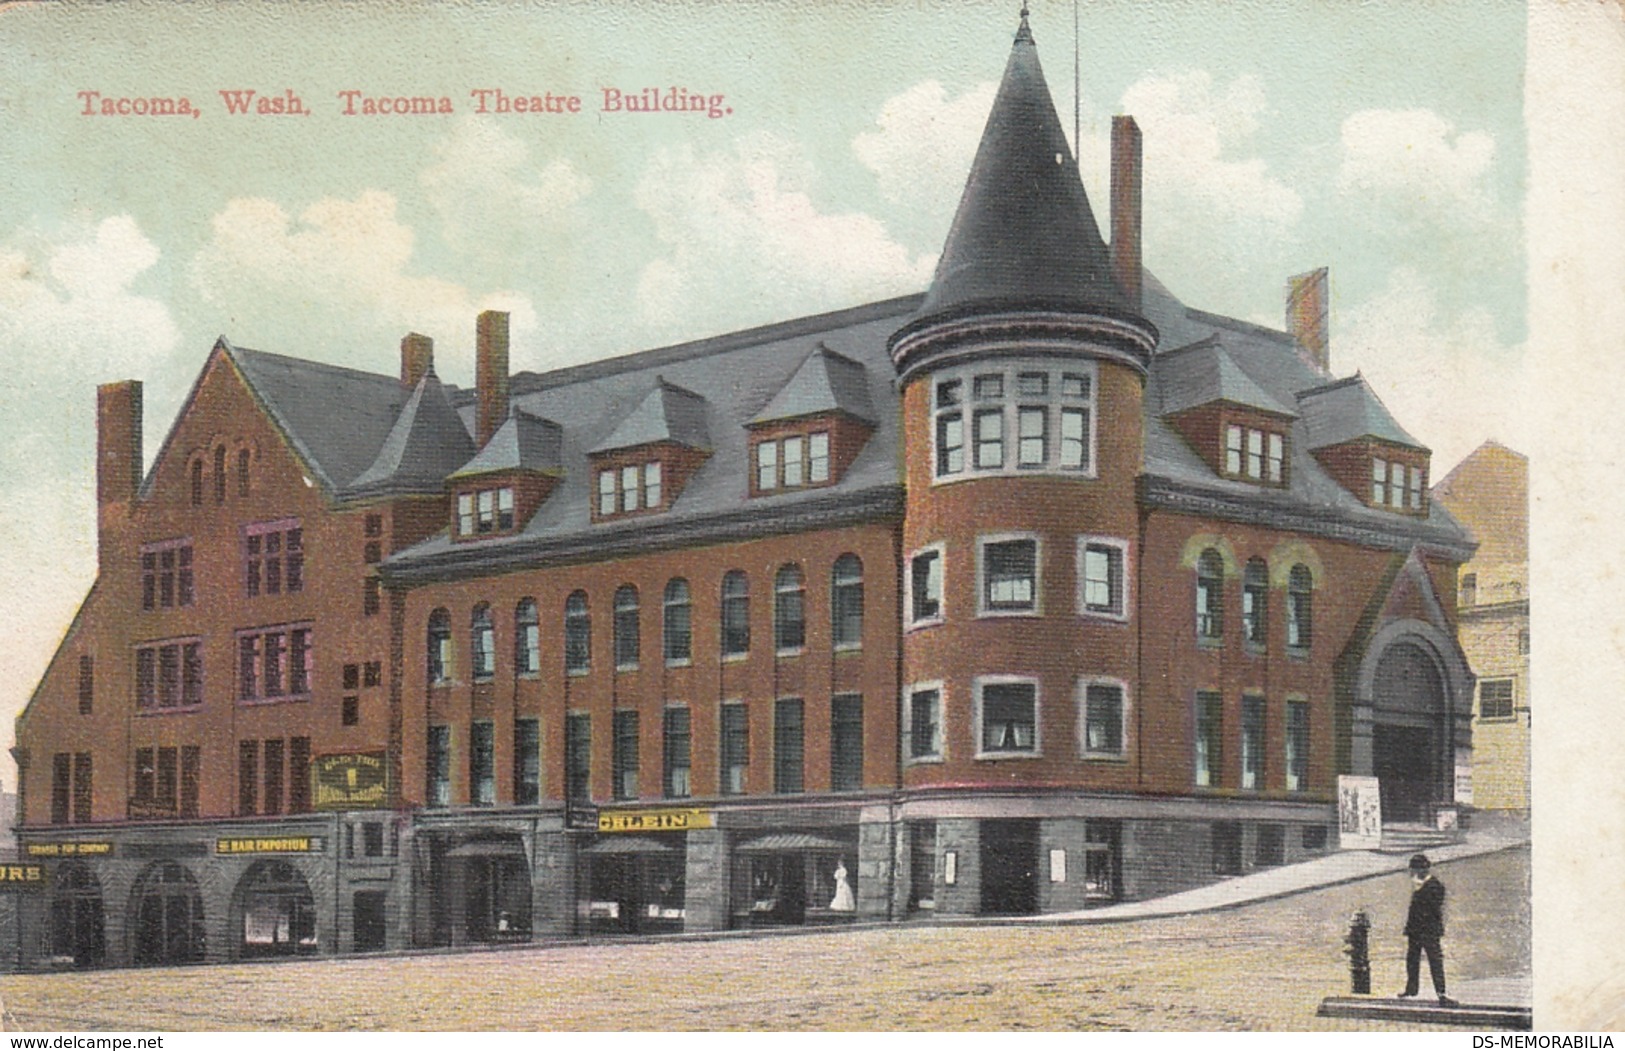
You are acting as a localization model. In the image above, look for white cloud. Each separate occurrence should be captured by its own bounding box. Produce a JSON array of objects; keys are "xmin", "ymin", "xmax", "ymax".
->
[
  {"xmin": 1337, "ymin": 265, "xmax": 1526, "ymax": 472},
  {"xmin": 420, "ymin": 115, "xmax": 592, "ymax": 259},
  {"xmin": 0, "ymin": 215, "xmax": 179, "ymax": 381},
  {"xmin": 853, "ymin": 79, "xmax": 996, "ymax": 220},
  {"xmin": 1338, "ymin": 109, "xmax": 1497, "ymax": 220},
  {"xmin": 632, "ymin": 137, "xmax": 936, "ymax": 333},
  {"xmin": 189, "ymin": 191, "xmax": 537, "ymax": 375}
]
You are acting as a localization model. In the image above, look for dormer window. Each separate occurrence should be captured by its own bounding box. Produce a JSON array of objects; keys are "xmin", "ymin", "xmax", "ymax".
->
[
  {"xmin": 457, "ymin": 486, "xmax": 515, "ymax": 537},
  {"xmin": 1224, "ymin": 423, "xmax": 1287, "ymax": 485},
  {"xmin": 596, "ymin": 460, "xmax": 666, "ymax": 519},
  {"xmin": 932, "ymin": 361, "xmax": 1095, "ymax": 481},
  {"xmin": 752, "ymin": 431, "xmax": 831, "ymax": 494},
  {"xmin": 1372, "ymin": 456, "xmax": 1426, "ymax": 512}
]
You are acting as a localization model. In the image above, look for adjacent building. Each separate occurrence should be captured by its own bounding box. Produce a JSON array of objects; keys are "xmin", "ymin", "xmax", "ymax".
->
[
  {"xmin": 10, "ymin": 10, "xmax": 1476, "ymax": 969},
  {"xmin": 1433, "ymin": 442, "xmax": 1530, "ymax": 812}
]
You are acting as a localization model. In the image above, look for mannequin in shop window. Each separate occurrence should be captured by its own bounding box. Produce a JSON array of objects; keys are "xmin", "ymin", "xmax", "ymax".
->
[{"xmin": 830, "ymin": 858, "xmax": 855, "ymax": 912}]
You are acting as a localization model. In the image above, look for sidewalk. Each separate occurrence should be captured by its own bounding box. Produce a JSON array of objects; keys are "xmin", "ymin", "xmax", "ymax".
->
[{"xmin": 1026, "ymin": 813, "xmax": 1530, "ymax": 925}]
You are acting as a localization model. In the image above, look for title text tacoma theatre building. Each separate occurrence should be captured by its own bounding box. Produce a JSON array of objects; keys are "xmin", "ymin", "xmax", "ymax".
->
[{"xmin": 11, "ymin": 12, "xmax": 1475, "ymax": 969}]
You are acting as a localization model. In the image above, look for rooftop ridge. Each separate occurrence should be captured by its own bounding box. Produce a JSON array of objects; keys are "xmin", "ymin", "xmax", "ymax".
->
[
  {"xmin": 462, "ymin": 294, "xmax": 924, "ymax": 405},
  {"xmin": 1296, "ymin": 372, "xmax": 1367, "ymax": 399},
  {"xmin": 230, "ymin": 344, "xmax": 414, "ymax": 389},
  {"xmin": 1182, "ymin": 307, "xmax": 1296, "ymax": 346}
]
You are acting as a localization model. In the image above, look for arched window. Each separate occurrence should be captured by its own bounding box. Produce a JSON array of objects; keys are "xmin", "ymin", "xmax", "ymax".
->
[
  {"xmin": 1287, "ymin": 564, "xmax": 1314, "ymax": 650},
  {"xmin": 613, "ymin": 585, "xmax": 640, "ymax": 670},
  {"xmin": 564, "ymin": 591, "xmax": 590, "ymax": 674},
  {"xmin": 1195, "ymin": 549, "xmax": 1224, "ymax": 641},
  {"xmin": 831, "ymin": 554, "xmax": 864, "ymax": 649},
  {"xmin": 1242, "ymin": 558, "xmax": 1269, "ymax": 647},
  {"xmin": 237, "ymin": 448, "xmax": 251, "ymax": 497},
  {"xmin": 514, "ymin": 599, "xmax": 540, "ymax": 676},
  {"xmin": 427, "ymin": 608, "xmax": 452, "ymax": 684},
  {"xmin": 774, "ymin": 564, "xmax": 805, "ymax": 652},
  {"xmin": 471, "ymin": 604, "xmax": 495, "ymax": 681},
  {"xmin": 213, "ymin": 446, "xmax": 227, "ymax": 504},
  {"xmin": 663, "ymin": 578, "xmax": 692, "ymax": 665},
  {"xmin": 721, "ymin": 571, "xmax": 749, "ymax": 657},
  {"xmin": 189, "ymin": 460, "xmax": 203, "ymax": 507}
]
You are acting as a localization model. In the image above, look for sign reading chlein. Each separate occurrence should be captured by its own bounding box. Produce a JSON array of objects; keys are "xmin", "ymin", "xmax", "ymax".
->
[
  {"xmin": 313, "ymin": 752, "xmax": 388, "ymax": 811},
  {"xmin": 597, "ymin": 807, "xmax": 713, "ymax": 833},
  {"xmin": 215, "ymin": 836, "xmax": 326, "ymax": 855}
]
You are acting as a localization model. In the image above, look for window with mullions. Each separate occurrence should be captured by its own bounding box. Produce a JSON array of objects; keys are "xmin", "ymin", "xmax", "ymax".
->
[
  {"xmin": 755, "ymin": 432, "xmax": 833, "ymax": 492},
  {"xmin": 612, "ymin": 709, "xmax": 639, "ymax": 800},
  {"xmin": 1287, "ymin": 564, "xmax": 1314, "ymax": 650},
  {"xmin": 470, "ymin": 604, "xmax": 495, "ymax": 681},
  {"xmin": 830, "ymin": 694, "xmax": 863, "ymax": 791},
  {"xmin": 774, "ymin": 565, "xmax": 805, "ymax": 652},
  {"xmin": 1242, "ymin": 558, "xmax": 1268, "ymax": 648},
  {"xmin": 244, "ymin": 522, "xmax": 303, "ymax": 597},
  {"xmin": 1479, "ymin": 679, "xmax": 1515, "ymax": 721},
  {"xmin": 514, "ymin": 718, "xmax": 541, "ymax": 805},
  {"xmin": 565, "ymin": 591, "xmax": 591, "ymax": 674},
  {"xmin": 140, "ymin": 540, "xmax": 194, "ymax": 610},
  {"xmin": 663, "ymin": 707, "xmax": 691, "ymax": 799},
  {"xmin": 1241, "ymin": 696, "xmax": 1265, "ymax": 789},
  {"xmin": 457, "ymin": 487, "xmax": 515, "ymax": 536},
  {"xmin": 663, "ymin": 578, "xmax": 692, "ymax": 665},
  {"xmin": 613, "ymin": 585, "xmax": 640, "ymax": 670},
  {"xmin": 773, "ymin": 698, "xmax": 804, "ymax": 794},
  {"xmin": 720, "ymin": 571, "xmax": 750, "ymax": 657},
  {"xmin": 136, "ymin": 639, "xmax": 203, "ymax": 710},
  {"xmin": 237, "ymin": 626, "xmax": 312, "ymax": 701},
  {"xmin": 565, "ymin": 713, "xmax": 591, "ymax": 803},
  {"xmin": 1224, "ymin": 425, "xmax": 1286, "ymax": 484},
  {"xmin": 907, "ymin": 686, "xmax": 942, "ymax": 760},
  {"xmin": 978, "ymin": 680, "xmax": 1037, "ymax": 756},
  {"xmin": 831, "ymin": 554, "xmax": 863, "ymax": 649},
  {"xmin": 1285, "ymin": 700, "xmax": 1309, "ymax": 791},
  {"xmin": 471, "ymin": 721, "xmax": 495, "ymax": 806},
  {"xmin": 427, "ymin": 726, "xmax": 451, "ymax": 807},
  {"xmin": 932, "ymin": 363, "xmax": 1095, "ymax": 480},
  {"xmin": 515, "ymin": 599, "xmax": 540, "ymax": 675},
  {"xmin": 1195, "ymin": 549, "xmax": 1225, "ymax": 641},
  {"xmin": 908, "ymin": 546, "xmax": 944, "ymax": 626},
  {"xmin": 427, "ymin": 608, "xmax": 452, "ymax": 684},
  {"xmin": 1195, "ymin": 691, "xmax": 1223, "ymax": 787},
  {"xmin": 1081, "ymin": 682, "xmax": 1125, "ymax": 757},
  {"xmin": 980, "ymin": 537, "xmax": 1038, "ymax": 615},
  {"xmin": 1078, "ymin": 538, "xmax": 1127, "ymax": 618},
  {"xmin": 720, "ymin": 702, "xmax": 748, "ymax": 795},
  {"xmin": 597, "ymin": 463, "xmax": 663, "ymax": 516}
]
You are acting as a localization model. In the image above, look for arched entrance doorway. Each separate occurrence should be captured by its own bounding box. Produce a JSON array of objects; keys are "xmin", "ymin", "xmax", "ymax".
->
[
  {"xmin": 233, "ymin": 860, "xmax": 318, "ymax": 958},
  {"xmin": 1371, "ymin": 641, "xmax": 1448, "ymax": 823},
  {"xmin": 128, "ymin": 861, "xmax": 205, "ymax": 966},
  {"xmin": 49, "ymin": 862, "xmax": 105, "ymax": 969}
]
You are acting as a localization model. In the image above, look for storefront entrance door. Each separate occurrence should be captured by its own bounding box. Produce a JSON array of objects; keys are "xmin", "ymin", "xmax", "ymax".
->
[{"xmin": 980, "ymin": 819, "xmax": 1038, "ymax": 915}]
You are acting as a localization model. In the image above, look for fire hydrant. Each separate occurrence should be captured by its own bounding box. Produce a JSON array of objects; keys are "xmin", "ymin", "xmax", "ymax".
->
[{"xmin": 1342, "ymin": 910, "xmax": 1371, "ymax": 994}]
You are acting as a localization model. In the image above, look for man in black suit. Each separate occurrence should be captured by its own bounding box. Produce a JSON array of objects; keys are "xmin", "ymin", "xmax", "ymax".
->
[{"xmin": 1398, "ymin": 854, "xmax": 1458, "ymax": 1006}]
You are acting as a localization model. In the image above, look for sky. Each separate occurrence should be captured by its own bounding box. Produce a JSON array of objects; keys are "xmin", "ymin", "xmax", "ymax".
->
[{"xmin": 0, "ymin": 0, "xmax": 1531, "ymax": 763}]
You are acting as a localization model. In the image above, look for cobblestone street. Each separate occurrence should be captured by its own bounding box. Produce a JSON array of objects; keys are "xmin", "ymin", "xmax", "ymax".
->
[{"xmin": 0, "ymin": 847, "xmax": 1528, "ymax": 1032}]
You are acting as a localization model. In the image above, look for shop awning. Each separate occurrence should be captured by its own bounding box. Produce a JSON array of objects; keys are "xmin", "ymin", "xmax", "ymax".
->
[
  {"xmin": 446, "ymin": 838, "xmax": 526, "ymax": 859},
  {"xmin": 733, "ymin": 833, "xmax": 850, "ymax": 853},
  {"xmin": 582, "ymin": 836, "xmax": 679, "ymax": 855}
]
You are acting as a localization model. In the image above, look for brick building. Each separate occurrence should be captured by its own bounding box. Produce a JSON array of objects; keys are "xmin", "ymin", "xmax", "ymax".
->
[
  {"xmin": 11, "ymin": 10, "xmax": 1474, "ymax": 969},
  {"xmin": 1433, "ymin": 442, "xmax": 1529, "ymax": 812}
]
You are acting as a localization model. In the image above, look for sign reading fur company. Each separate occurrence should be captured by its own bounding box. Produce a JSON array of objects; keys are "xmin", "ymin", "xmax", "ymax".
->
[
  {"xmin": 597, "ymin": 807, "xmax": 713, "ymax": 833},
  {"xmin": 25, "ymin": 841, "xmax": 112, "ymax": 858},
  {"xmin": 313, "ymin": 752, "xmax": 388, "ymax": 811}
]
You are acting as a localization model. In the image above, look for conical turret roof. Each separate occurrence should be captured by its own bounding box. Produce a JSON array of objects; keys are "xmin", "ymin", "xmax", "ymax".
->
[{"xmin": 915, "ymin": 10, "xmax": 1128, "ymax": 323}]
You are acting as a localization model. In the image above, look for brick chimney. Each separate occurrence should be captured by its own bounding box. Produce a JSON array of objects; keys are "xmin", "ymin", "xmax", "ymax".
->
[
  {"xmin": 96, "ymin": 380, "xmax": 142, "ymax": 564},
  {"xmin": 1286, "ymin": 268, "xmax": 1330, "ymax": 374},
  {"xmin": 400, "ymin": 332, "xmax": 434, "ymax": 388},
  {"xmin": 1110, "ymin": 115, "xmax": 1144, "ymax": 313},
  {"xmin": 476, "ymin": 310, "xmax": 510, "ymax": 448}
]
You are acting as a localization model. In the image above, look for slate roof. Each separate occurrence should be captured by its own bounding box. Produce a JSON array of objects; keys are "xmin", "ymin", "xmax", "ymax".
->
[
  {"xmin": 451, "ymin": 410, "xmax": 564, "ymax": 478},
  {"xmin": 226, "ymin": 342, "xmax": 409, "ymax": 492},
  {"xmin": 912, "ymin": 10, "xmax": 1128, "ymax": 324},
  {"xmin": 1297, "ymin": 374, "xmax": 1427, "ymax": 452},
  {"xmin": 751, "ymin": 344, "xmax": 877, "ymax": 426},
  {"xmin": 1154, "ymin": 336, "xmax": 1299, "ymax": 418},
  {"xmin": 589, "ymin": 379, "xmax": 712, "ymax": 454},
  {"xmin": 347, "ymin": 367, "xmax": 476, "ymax": 497}
]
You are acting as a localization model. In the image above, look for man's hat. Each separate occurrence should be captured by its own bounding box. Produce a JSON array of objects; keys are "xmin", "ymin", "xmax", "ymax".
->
[{"xmin": 1409, "ymin": 854, "xmax": 1431, "ymax": 873}]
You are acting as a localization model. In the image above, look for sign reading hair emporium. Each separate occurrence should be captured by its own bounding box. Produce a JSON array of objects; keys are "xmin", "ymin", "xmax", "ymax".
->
[
  {"xmin": 313, "ymin": 752, "xmax": 388, "ymax": 811},
  {"xmin": 597, "ymin": 808, "xmax": 714, "ymax": 833},
  {"xmin": 216, "ymin": 836, "xmax": 326, "ymax": 855}
]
